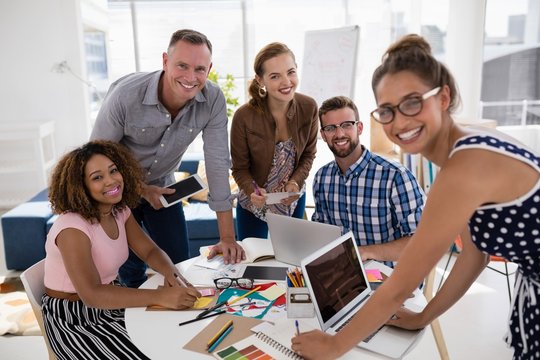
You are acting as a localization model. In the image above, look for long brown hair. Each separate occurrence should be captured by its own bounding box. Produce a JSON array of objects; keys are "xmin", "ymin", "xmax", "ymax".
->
[{"xmin": 49, "ymin": 140, "xmax": 142, "ymax": 222}]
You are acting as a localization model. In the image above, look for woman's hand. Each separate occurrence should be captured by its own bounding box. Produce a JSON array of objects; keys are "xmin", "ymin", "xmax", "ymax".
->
[
  {"xmin": 282, "ymin": 180, "xmax": 300, "ymax": 206},
  {"xmin": 157, "ymin": 285, "xmax": 200, "ymax": 310},
  {"xmin": 386, "ymin": 307, "xmax": 427, "ymax": 330},
  {"xmin": 291, "ymin": 330, "xmax": 341, "ymax": 360},
  {"xmin": 250, "ymin": 188, "xmax": 267, "ymax": 208}
]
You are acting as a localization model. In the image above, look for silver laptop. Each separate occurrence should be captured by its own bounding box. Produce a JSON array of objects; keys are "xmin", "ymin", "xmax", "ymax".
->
[
  {"xmin": 266, "ymin": 213, "xmax": 341, "ymax": 266},
  {"xmin": 301, "ymin": 232, "xmax": 423, "ymax": 359}
]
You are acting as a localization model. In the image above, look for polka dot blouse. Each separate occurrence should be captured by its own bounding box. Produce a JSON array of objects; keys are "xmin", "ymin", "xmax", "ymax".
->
[{"xmin": 451, "ymin": 134, "xmax": 539, "ymax": 359}]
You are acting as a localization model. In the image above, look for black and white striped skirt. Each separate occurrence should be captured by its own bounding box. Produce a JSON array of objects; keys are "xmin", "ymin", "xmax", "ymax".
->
[{"xmin": 41, "ymin": 294, "xmax": 150, "ymax": 360}]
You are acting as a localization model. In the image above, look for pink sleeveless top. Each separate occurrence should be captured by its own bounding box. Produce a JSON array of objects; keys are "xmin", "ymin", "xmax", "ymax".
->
[{"xmin": 44, "ymin": 208, "xmax": 131, "ymax": 292}]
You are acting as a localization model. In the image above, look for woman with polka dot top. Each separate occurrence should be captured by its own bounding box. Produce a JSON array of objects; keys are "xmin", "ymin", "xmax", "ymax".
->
[{"xmin": 291, "ymin": 34, "xmax": 539, "ymax": 360}]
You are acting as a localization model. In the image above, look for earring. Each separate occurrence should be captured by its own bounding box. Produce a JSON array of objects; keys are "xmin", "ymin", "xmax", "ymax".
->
[{"xmin": 258, "ymin": 85, "xmax": 267, "ymax": 98}]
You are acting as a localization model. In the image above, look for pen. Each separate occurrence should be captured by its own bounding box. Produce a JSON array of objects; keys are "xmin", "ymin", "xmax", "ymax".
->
[
  {"xmin": 252, "ymin": 180, "xmax": 261, "ymax": 196},
  {"xmin": 207, "ymin": 319, "xmax": 233, "ymax": 348},
  {"xmin": 295, "ymin": 320, "xmax": 300, "ymax": 336},
  {"xmin": 208, "ymin": 322, "xmax": 234, "ymax": 352},
  {"xmin": 178, "ymin": 310, "xmax": 226, "ymax": 326}
]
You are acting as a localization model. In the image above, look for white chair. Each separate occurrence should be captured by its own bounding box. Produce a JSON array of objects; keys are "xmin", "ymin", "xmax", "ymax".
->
[{"xmin": 20, "ymin": 259, "xmax": 57, "ymax": 360}]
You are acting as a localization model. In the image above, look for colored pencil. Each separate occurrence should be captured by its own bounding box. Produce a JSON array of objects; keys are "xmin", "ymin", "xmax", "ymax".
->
[
  {"xmin": 226, "ymin": 286, "xmax": 261, "ymax": 306},
  {"xmin": 207, "ymin": 319, "xmax": 233, "ymax": 348},
  {"xmin": 207, "ymin": 323, "xmax": 234, "ymax": 352}
]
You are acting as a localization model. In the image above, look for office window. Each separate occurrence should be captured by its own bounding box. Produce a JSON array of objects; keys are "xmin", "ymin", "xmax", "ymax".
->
[
  {"xmin": 481, "ymin": 0, "xmax": 539, "ymax": 126},
  {"xmin": 84, "ymin": 30, "xmax": 109, "ymax": 116},
  {"xmin": 104, "ymin": 0, "xmax": 455, "ymax": 153}
]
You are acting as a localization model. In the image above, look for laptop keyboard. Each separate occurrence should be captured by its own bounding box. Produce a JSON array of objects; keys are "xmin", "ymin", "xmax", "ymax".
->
[{"xmin": 335, "ymin": 318, "xmax": 383, "ymax": 343}]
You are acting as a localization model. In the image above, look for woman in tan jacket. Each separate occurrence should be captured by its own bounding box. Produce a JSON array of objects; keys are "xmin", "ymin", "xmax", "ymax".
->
[{"xmin": 231, "ymin": 42, "xmax": 318, "ymax": 240}]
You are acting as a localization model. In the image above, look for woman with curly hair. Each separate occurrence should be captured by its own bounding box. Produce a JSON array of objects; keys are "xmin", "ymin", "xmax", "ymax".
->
[{"xmin": 43, "ymin": 140, "xmax": 200, "ymax": 360}]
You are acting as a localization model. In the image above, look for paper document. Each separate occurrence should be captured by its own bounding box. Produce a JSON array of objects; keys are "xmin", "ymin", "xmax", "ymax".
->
[{"xmin": 264, "ymin": 192, "xmax": 301, "ymax": 205}]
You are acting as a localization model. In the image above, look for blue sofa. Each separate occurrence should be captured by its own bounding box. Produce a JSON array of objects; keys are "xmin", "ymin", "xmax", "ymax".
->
[{"xmin": 1, "ymin": 153, "xmax": 236, "ymax": 270}]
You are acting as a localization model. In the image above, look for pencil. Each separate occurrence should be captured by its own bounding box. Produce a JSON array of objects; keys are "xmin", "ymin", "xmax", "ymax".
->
[
  {"xmin": 226, "ymin": 286, "xmax": 261, "ymax": 306},
  {"xmin": 287, "ymin": 271, "xmax": 298, "ymax": 287},
  {"xmin": 174, "ymin": 272, "xmax": 188, "ymax": 287},
  {"xmin": 207, "ymin": 323, "xmax": 234, "ymax": 352},
  {"xmin": 294, "ymin": 268, "xmax": 302, "ymax": 287},
  {"xmin": 206, "ymin": 319, "xmax": 233, "ymax": 348}
]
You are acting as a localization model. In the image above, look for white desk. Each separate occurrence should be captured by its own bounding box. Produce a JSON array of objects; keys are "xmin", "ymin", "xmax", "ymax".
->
[{"xmin": 125, "ymin": 259, "xmax": 426, "ymax": 360}]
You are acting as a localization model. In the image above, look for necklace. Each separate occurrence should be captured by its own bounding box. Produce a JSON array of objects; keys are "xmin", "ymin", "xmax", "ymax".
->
[{"xmin": 100, "ymin": 208, "xmax": 113, "ymax": 217}]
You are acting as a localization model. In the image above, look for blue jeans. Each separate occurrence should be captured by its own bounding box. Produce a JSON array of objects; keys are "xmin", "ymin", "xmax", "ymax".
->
[
  {"xmin": 235, "ymin": 193, "xmax": 306, "ymax": 240},
  {"xmin": 119, "ymin": 201, "xmax": 189, "ymax": 288}
]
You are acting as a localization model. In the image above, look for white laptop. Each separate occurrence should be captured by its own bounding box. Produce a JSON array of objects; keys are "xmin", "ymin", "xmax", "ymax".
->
[
  {"xmin": 301, "ymin": 232, "xmax": 423, "ymax": 359},
  {"xmin": 266, "ymin": 213, "xmax": 341, "ymax": 266}
]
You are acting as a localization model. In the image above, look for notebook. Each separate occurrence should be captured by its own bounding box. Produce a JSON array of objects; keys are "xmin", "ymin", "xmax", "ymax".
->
[
  {"xmin": 301, "ymin": 232, "xmax": 423, "ymax": 359},
  {"xmin": 266, "ymin": 213, "xmax": 341, "ymax": 266},
  {"xmin": 212, "ymin": 320, "xmax": 307, "ymax": 360}
]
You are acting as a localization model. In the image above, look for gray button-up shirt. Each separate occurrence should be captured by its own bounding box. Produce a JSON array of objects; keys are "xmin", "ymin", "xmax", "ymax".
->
[{"xmin": 91, "ymin": 70, "xmax": 234, "ymax": 211}]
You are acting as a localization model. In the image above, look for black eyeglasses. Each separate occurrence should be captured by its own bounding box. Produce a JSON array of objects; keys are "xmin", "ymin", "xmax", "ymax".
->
[
  {"xmin": 321, "ymin": 120, "xmax": 359, "ymax": 134},
  {"xmin": 213, "ymin": 277, "xmax": 254, "ymax": 289},
  {"xmin": 370, "ymin": 87, "xmax": 441, "ymax": 124}
]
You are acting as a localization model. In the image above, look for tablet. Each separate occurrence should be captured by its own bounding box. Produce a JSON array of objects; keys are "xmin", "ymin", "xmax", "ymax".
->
[
  {"xmin": 242, "ymin": 266, "xmax": 288, "ymax": 281},
  {"xmin": 159, "ymin": 174, "xmax": 207, "ymax": 208}
]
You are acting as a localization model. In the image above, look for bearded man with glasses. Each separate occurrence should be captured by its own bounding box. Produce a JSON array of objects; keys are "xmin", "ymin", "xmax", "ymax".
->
[{"xmin": 312, "ymin": 96, "xmax": 425, "ymax": 267}]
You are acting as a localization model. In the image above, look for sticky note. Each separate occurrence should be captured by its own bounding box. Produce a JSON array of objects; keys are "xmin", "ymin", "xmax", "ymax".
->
[
  {"xmin": 199, "ymin": 288, "xmax": 216, "ymax": 297},
  {"xmin": 366, "ymin": 269, "xmax": 383, "ymax": 282},
  {"xmin": 258, "ymin": 284, "xmax": 286, "ymax": 301},
  {"xmin": 193, "ymin": 297, "xmax": 214, "ymax": 309}
]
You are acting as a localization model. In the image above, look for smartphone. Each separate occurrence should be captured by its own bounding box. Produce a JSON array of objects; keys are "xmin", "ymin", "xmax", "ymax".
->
[{"xmin": 159, "ymin": 174, "xmax": 207, "ymax": 208}]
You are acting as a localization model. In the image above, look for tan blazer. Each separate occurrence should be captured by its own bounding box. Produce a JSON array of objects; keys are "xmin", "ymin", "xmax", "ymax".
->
[{"xmin": 230, "ymin": 93, "xmax": 319, "ymax": 196}]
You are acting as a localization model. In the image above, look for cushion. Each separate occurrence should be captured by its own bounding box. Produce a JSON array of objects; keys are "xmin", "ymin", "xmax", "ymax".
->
[
  {"xmin": 1, "ymin": 202, "xmax": 53, "ymax": 270},
  {"xmin": 173, "ymin": 171, "xmax": 190, "ymax": 182},
  {"xmin": 0, "ymin": 292, "xmax": 40, "ymax": 336}
]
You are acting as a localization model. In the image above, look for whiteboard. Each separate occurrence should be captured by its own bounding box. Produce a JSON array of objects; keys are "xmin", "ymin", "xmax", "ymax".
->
[{"xmin": 300, "ymin": 26, "xmax": 360, "ymax": 106}]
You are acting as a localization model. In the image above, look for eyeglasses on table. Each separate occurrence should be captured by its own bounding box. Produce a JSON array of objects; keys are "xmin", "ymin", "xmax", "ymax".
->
[{"xmin": 213, "ymin": 277, "xmax": 254, "ymax": 289}]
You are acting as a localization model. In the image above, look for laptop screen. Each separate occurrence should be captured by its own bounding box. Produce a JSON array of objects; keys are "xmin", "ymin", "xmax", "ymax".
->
[{"xmin": 303, "ymin": 234, "xmax": 369, "ymax": 323}]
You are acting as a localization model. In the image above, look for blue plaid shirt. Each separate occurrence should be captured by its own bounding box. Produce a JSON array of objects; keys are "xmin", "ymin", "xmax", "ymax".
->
[{"xmin": 312, "ymin": 147, "xmax": 425, "ymax": 252}]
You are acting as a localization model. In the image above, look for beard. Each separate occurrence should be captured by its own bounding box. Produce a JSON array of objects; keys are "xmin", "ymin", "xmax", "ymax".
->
[{"xmin": 328, "ymin": 136, "xmax": 359, "ymax": 158}]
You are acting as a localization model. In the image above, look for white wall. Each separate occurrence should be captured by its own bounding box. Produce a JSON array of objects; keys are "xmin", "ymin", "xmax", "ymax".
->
[{"xmin": 0, "ymin": 0, "xmax": 91, "ymax": 157}]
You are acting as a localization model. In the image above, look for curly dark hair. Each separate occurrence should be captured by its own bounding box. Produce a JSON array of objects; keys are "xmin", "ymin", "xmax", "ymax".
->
[{"xmin": 48, "ymin": 140, "xmax": 142, "ymax": 222}]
